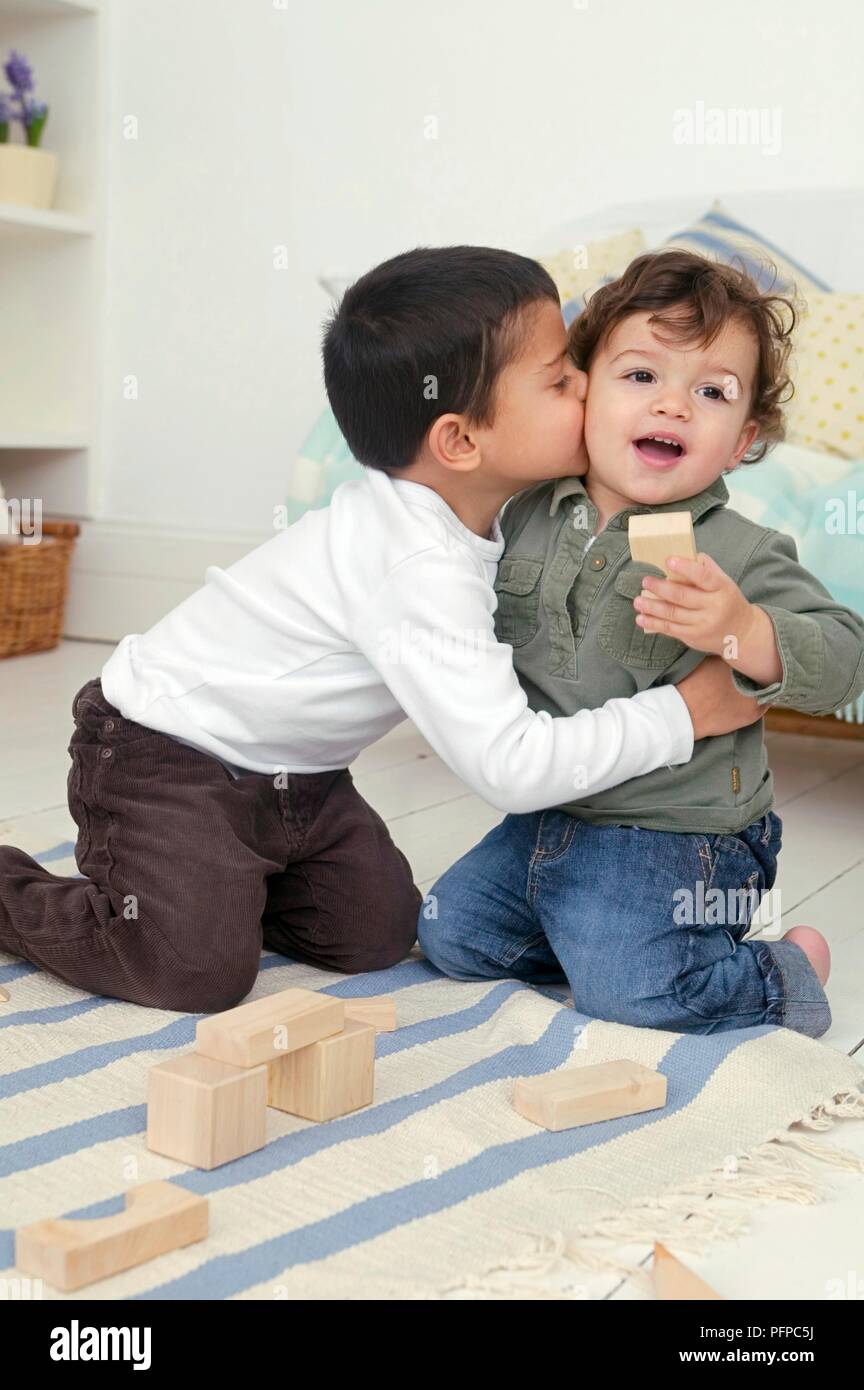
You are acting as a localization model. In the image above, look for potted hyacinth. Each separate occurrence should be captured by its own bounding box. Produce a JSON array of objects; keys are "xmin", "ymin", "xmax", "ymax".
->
[{"xmin": 0, "ymin": 49, "xmax": 57, "ymax": 209}]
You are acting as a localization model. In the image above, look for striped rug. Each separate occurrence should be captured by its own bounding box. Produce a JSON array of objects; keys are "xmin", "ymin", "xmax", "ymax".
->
[{"xmin": 2, "ymin": 839, "xmax": 863, "ymax": 1301}]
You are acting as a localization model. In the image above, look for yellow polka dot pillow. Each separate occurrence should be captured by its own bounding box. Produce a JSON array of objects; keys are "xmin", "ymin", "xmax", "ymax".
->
[
  {"xmin": 786, "ymin": 294, "xmax": 864, "ymax": 460},
  {"xmin": 539, "ymin": 228, "xmax": 647, "ymax": 328}
]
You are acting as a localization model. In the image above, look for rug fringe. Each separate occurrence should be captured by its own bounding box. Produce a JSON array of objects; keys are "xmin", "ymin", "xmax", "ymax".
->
[{"xmin": 436, "ymin": 1086, "xmax": 864, "ymax": 1299}]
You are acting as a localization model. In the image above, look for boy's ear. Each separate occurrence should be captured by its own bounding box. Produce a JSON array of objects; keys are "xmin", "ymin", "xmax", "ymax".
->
[
  {"xmin": 427, "ymin": 414, "xmax": 482, "ymax": 472},
  {"xmin": 728, "ymin": 419, "xmax": 759, "ymax": 470}
]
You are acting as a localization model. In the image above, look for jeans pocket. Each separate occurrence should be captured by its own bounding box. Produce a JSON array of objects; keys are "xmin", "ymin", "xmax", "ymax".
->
[{"xmin": 705, "ymin": 832, "xmax": 768, "ymax": 937}]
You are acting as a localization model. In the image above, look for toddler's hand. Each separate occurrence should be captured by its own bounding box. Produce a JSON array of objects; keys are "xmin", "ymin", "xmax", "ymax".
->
[{"xmin": 632, "ymin": 553, "xmax": 758, "ymax": 660}]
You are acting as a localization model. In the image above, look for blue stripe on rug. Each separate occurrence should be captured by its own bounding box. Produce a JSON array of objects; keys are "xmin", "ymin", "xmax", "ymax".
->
[
  {"xmin": 32, "ymin": 841, "xmax": 79, "ymax": 866},
  {"xmin": 0, "ymin": 952, "xmax": 436, "ymax": 1028},
  {"xmin": 0, "ymin": 959, "xmax": 438, "ymax": 1101},
  {"xmin": 4, "ymin": 846, "xmax": 769, "ymax": 1297},
  {"xmin": 0, "ymin": 992, "xmax": 776, "ymax": 1290},
  {"xmin": 1, "ymin": 971, "xmax": 567, "ymax": 1178},
  {"xmin": 133, "ymin": 1021, "xmax": 776, "ymax": 1300},
  {"xmin": 0, "ymin": 980, "xmax": 565, "ymax": 1260}
]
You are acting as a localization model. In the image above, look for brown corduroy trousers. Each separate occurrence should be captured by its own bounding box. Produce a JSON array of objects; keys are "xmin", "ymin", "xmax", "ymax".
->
[{"xmin": 0, "ymin": 676, "xmax": 421, "ymax": 1011}]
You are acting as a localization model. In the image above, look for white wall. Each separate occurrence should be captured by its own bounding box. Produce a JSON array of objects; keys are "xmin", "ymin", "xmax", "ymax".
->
[{"xmin": 98, "ymin": 0, "xmax": 863, "ymax": 538}]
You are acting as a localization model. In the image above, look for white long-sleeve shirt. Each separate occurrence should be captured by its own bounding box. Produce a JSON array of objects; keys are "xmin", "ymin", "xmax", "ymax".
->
[{"xmin": 100, "ymin": 469, "xmax": 693, "ymax": 813}]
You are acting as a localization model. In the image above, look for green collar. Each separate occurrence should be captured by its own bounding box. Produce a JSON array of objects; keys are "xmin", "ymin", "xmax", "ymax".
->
[{"xmin": 548, "ymin": 472, "xmax": 730, "ymax": 529}]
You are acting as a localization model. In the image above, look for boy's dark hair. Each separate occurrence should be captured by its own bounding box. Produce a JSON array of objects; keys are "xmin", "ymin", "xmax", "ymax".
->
[
  {"xmin": 566, "ymin": 249, "xmax": 797, "ymax": 464},
  {"xmin": 322, "ymin": 246, "xmax": 559, "ymax": 471}
]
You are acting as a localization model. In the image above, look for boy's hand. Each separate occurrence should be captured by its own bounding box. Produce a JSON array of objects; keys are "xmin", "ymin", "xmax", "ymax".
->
[
  {"xmin": 633, "ymin": 553, "xmax": 783, "ymax": 685},
  {"xmin": 675, "ymin": 656, "xmax": 763, "ymax": 740}
]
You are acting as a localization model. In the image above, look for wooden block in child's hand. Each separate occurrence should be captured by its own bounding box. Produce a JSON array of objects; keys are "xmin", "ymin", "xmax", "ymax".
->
[
  {"xmin": 628, "ymin": 512, "xmax": 697, "ymax": 580},
  {"xmin": 513, "ymin": 1057, "xmax": 667, "ymax": 1131}
]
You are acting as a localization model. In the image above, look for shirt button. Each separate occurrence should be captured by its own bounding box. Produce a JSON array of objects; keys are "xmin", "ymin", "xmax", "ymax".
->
[
  {"xmin": 590, "ymin": 554, "xmax": 606, "ymax": 569},
  {"xmin": 104, "ymin": 719, "xmax": 115, "ymax": 732},
  {"xmin": 101, "ymin": 747, "xmax": 113, "ymax": 759}
]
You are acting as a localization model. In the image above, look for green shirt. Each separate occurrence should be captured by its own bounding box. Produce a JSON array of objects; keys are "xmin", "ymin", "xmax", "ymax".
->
[{"xmin": 495, "ymin": 473, "xmax": 864, "ymax": 832}]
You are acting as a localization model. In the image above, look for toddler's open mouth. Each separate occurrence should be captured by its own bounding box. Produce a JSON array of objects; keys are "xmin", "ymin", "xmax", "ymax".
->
[{"xmin": 633, "ymin": 434, "xmax": 686, "ymax": 468}]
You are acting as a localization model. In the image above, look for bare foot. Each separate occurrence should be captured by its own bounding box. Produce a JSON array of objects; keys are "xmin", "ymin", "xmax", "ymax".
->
[{"xmin": 782, "ymin": 925, "xmax": 831, "ymax": 985}]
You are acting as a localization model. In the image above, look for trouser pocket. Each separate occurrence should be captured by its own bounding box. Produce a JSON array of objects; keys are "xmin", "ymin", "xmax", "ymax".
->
[
  {"xmin": 67, "ymin": 747, "xmax": 93, "ymax": 868},
  {"xmin": 692, "ymin": 815, "xmax": 781, "ymax": 940}
]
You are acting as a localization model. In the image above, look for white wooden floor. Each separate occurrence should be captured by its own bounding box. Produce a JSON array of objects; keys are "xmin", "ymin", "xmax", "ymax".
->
[{"xmin": 2, "ymin": 638, "xmax": 863, "ymax": 1301}]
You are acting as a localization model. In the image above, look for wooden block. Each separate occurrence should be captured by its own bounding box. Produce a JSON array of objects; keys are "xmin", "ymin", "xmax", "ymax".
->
[
  {"xmin": 344, "ymin": 995, "xmax": 397, "ymax": 1032},
  {"xmin": 268, "ymin": 1017, "xmax": 375, "ymax": 1121},
  {"xmin": 147, "ymin": 1051, "xmax": 267, "ymax": 1169},
  {"xmin": 15, "ymin": 1180, "xmax": 208, "ymax": 1292},
  {"xmin": 195, "ymin": 986, "xmax": 344, "ymax": 1068},
  {"xmin": 628, "ymin": 511, "xmax": 697, "ymax": 579},
  {"xmin": 652, "ymin": 1241, "xmax": 724, "ymax": 1300},
  {"xmin": 0, "ymin": 985, "xmax": 9, "ymax": 1003},
  {"xmin": 513, "ymin": 1058, "xmax": 667, "ymax": 1131}
]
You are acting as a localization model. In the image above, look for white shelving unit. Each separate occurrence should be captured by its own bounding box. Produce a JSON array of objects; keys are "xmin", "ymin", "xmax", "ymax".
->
[{"xmin": 0, "ymin": 0, "xmax": 104, "ymax": 519}]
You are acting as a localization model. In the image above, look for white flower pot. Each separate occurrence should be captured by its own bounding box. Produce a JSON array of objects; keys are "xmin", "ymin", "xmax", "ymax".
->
[{"xmin": 0, "ymin": 144, "xmax": 58, "ymax": 209}]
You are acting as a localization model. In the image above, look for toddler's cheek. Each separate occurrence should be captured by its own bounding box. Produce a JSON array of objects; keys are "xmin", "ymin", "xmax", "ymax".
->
[{"xmin": 583, "ymin": 408, "xmax": 602, "ymax": 456}]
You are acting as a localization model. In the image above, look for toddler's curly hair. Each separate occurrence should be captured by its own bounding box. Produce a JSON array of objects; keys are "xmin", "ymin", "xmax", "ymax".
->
[{"xmin": 567, "ymin": 249, "xmax": 798, "ymax": 464}]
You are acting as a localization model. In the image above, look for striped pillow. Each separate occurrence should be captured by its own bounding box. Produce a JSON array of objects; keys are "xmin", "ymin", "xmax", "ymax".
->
[{"xmin": 662, "ymin": 202, "xmax": 830, "ymax": 297}]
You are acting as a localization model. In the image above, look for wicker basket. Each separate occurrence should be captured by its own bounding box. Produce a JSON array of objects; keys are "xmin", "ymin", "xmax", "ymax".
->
[{"xmin": 0, "ymin": 519, "xmax": 80, "ymax": 659}]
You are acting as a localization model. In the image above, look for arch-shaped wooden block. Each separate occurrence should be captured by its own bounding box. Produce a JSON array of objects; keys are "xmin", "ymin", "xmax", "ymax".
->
[{"xmin": 15, "ymin": 1181, "xmax": 208, "ymax": 1291}]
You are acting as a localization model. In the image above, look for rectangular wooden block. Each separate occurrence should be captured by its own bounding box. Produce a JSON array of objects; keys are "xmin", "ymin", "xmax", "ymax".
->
[
  {"xmin": 147, "ymin": 1051, "xmax": 267, "ymax": 1169},
  {"xmin": 268, "ymin": 1017, "xmax": 375, "ymax": 1121},
  {"xmin": 344, "ymin": 995, "xmax": 396, "ymax": 1032},
  {"xmin": 628, "ymin": 511, "xmax": 697, "ymax": 579},
  {"xmin": 195, "ymin": 986, "xmax": 345, "ymax": 1068},
  {"xmin": 513, "ymin": 1058, "xmax": 667, "ymax": 1131},
  {"xmin": 15, "ymin": 1180, "xmax": 208, "ymax": 1292}
]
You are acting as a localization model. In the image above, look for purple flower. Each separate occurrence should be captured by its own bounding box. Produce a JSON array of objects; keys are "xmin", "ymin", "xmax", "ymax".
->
[
  {"xmin": 23, "ymin": 96, "xmax": 47, "ymax": 121},
  {"xmin": 0, "ymin": 96, "xmax": 10, "ymax": 124},
  {"xmin": 4, "ymin": 49, "xmax": 34, "ymax": 94}
]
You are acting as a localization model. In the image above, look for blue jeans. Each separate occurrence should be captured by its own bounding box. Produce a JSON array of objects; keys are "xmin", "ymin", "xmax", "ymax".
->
[{"xmin": 418, "ymin": 810, "xmax": 831, "ymax": 1038}]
